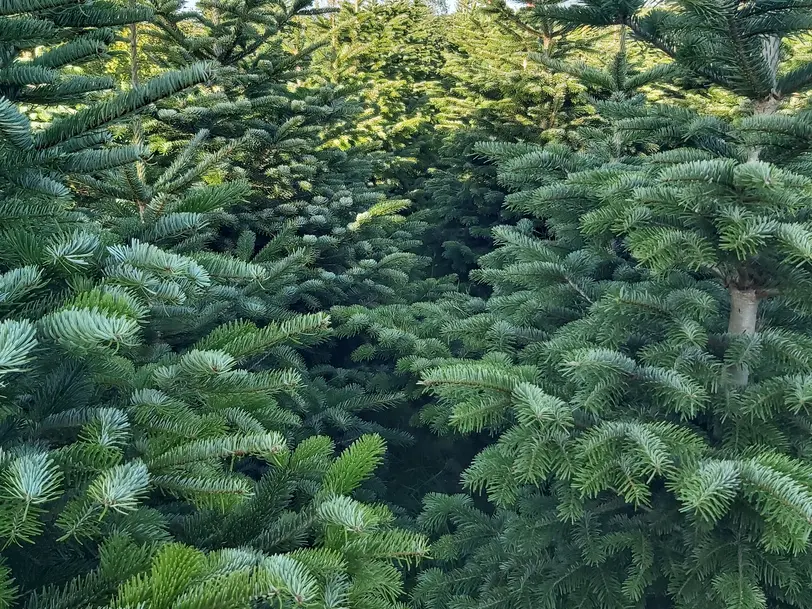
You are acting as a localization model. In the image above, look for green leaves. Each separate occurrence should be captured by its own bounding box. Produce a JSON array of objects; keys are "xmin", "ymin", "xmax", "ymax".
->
[
  {"xmin": 626, "ymin": 227, "xmax": 717, "ymax": 273},
  {"xmin": 317, "ymin": 495, "xmax": 379, "ymax": 532},
  {"xmin": 318, "ymin": 434, "xmax": 385, "ymax": 498},
  {"xmin": 45, "ymin": 230, "xmax": 100, "ymax": 272},
  {"xmin": 711, "ymin": 572, "xmax": 767, "ymax": 609},
  {"xmin": 717, "ymin": 207, "xmax": 778, "ymax": 260},
  {"xmin": 105, "ymin": 240, "xmax": 211, "ymax": 303},
  {"xmin": 39, "ymin": 307, "xmax": 141, "ymax": 353},
  {"xmin": 0, "ymin": 559, "xmax": 17, "ymax": 608},
  {"xmin": 400, "ymin": 8, "xmax": 812, "ymax": 606},
  {"xmin": 8, "ymin": 0, "xmax": 812, "ymax": 606},
  {"xmin": 113, "ymin": 543, "xmax": 207, "ymax": 609},
  {"xmin": 0, "ymin": 319, "xmax": 36, "ymax": 379},
  {"xmin": 348, "ymin": 198, "xmax": 410, "ymax": 231},
  {"xmin": 175, "ymin": 181, "xmax": 252, "ymax": 214},
  {"xmin": 1, "ymin": 452, "xmax": 62, "ymax": 507},
  {"xmin": 192, "ymin": 253, "xmax": 268, "ymax": 284},
  {"xmin": 87, "ymin": 461, "xmax": 149, "ymax": 514},
  {"xmin": 34, "ymin": 63, "xmax": 214, "ymax": 150},
  {"xmin": 0, "ymin": 97, "xmax": 32, "ymax": 150},
  {"xmin": 0, "ymin": 0, "xmax": 442, "ymax": 603},
  {"xmin": 0, "ymin": 452, "xmax": 62, "ymax": 545},
  {"xmin": 194, "ymin": 314, "xmax": 331, "ymax": 360},
  {"xmin": 147, "ymin": 433, "xmax": 288, "ymax": 469},
  {"xmin": 677, "ymin": 460, "xmax": 741, "ymax": 522}
]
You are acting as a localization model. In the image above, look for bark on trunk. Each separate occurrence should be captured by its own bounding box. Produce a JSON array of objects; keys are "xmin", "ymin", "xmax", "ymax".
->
[
  {"xmin": 747, "ymin": 96, "xmax": 779, "ymax": 162},
  {"xmin": 727, "ymin": 287, "xmax": 759, "ymax": 386}
]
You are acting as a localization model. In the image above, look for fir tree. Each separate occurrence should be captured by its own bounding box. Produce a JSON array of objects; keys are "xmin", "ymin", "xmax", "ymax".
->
[
  {"xmin": 412, "ymin": 0, "xmax": 592, "ymax": 281},
  {"xmin": 0, "ymin": 0, "xmax": 224, "ymax": 595},
  {"xmin": 412, "ymin": 1, "xmax": 812, "ymax": 607},
  {"xmin": 307, "ymin": 0, "xmax": 447, "ymax": 186},
  {"xmin": 0, "ymin": 0, "xmax": 432, "ymax": 604}
]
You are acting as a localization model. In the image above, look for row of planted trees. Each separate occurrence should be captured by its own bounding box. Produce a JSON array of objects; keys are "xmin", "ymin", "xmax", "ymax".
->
[
  {"xmin": 0, "ymin": 0, "xmax": 438, "ymax": 605},
  {"xmin": 314, "ymin": 1, "xmax": 812, "ymax": 608},
  {"xmin": 3, "ymin": 0, "xmax": 812, "ymax": 607}
]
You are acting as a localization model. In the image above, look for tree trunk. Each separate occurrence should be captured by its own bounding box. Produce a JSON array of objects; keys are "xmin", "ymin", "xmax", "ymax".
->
[{"xmin": 727, "ymin": 287, "xmax": 759, "ymax": 386}]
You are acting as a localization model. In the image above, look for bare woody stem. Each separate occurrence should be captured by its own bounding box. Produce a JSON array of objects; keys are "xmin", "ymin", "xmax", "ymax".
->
[
  {"xmin": 726, "ymin": 35, "xmax": 780, "ymax": 386},
  {"xmin": 727, "ymin": 287, "xmax": 759, "ymax": 386}
]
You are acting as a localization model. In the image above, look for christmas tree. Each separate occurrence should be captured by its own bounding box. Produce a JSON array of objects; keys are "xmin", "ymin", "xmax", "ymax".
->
[
  {"xmin": 412, "ymin": 0, "xmax": 812, "ymax": 607},
  {"xmin": 4, "ymin": 0, "xmax": 812, "ymax": 606}
]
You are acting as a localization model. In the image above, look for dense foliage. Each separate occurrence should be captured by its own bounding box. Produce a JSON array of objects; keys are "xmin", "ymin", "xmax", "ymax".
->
[{"xmin": 2, "ymin": 0, "xmax": 812, "ymax": 607}]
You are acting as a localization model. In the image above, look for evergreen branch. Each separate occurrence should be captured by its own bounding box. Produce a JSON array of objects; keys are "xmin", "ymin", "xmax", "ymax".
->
[{"xmin": 34, "ymin": 63, "xmax": 214, "ymax": 150}]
